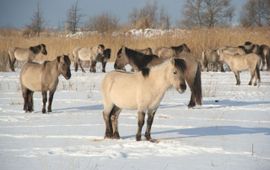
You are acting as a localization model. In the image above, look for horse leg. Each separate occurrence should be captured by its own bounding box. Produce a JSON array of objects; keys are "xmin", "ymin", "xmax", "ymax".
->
[
  {"xmin": 78, "ymin": 59, "xmax": 85, "ymax": 73},
  {"xmin": 110, "ymin": 106, "xmax": 122, "ymax": 139},
  {"xmin": 248, "ymin": 69, "xmax": 256, "ymax": 86},
  {"xmin": 27, "ymin": 91, "xmax": 34, "ymax": 112},
  {"xmin": 234, "ymin": 71, "xmax": 240, "ymax": 85},
  {"xmin": 90, "ymin": 61, "xmax": 97, "ymax": 72},
  {"xmin": 9, "ymin": 58, "xmax": 16, "ymax": 71},
  {"xmin": 47, "ymin": 90, "xmax": 55, "ymax": 112},
  {"xmin": 136, "ymin": 111, "xmax": 145, "ymax": 141},
  {"xmin": 145, "ymin": 109, "xmax": 157, "ymax": 141},
  {"xmin": 74, "ymin": 61, "xmax": 78, "ymax": 72},
  {"xmin": 22, "ymin": 87, "xmax": 28, "ymax": 112},
  {"xmin": 102, "ymin": 61, "xmax": 107, "ymax": 72},
  {"xmin": 103, "ymin": 106, "xmax": 114, "ymax": 139},
  {"xmin": 188, "ymin": 93, "xmax": 196, "ymax": 108},
  {"xmin": 42, "ymin": 91, "xmax": 47, "ymax": 113}
]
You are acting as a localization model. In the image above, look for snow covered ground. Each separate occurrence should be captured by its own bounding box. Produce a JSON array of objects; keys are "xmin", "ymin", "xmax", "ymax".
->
[{"xmin": 1, "ymin": 64, "xmax": 270, "ymax": 170}]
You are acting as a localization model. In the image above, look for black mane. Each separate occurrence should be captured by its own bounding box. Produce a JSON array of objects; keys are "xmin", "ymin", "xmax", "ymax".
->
[{"xmin": 124, "ymin": 47, "xmax": 158, "ymax": 70}]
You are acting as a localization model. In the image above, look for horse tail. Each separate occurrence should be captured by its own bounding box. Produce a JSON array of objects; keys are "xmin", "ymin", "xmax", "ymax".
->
[
  {"xmin": 256, "ymin": 63, "xmax": 261, "ymax": 83},
  {"xmin": 193, "ymin": 63, "xmax": 202, "ymax": 105}
]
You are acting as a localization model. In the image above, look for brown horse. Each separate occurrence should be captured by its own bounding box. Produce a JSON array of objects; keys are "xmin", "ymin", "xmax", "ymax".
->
[
  {"xmin": 20, "ymin": 55, "xmax": 71, "ymax": 113},
  {"xmin": 114, "ymin": 46, "xmax": 202, "ymax": 108},
  {"xmin": 95, "ymin": 48, "xmax": 111, "ymax": 72},
  {"xmin": 8, "ymin": 44, "xmax": 47, "ymax": 71}
]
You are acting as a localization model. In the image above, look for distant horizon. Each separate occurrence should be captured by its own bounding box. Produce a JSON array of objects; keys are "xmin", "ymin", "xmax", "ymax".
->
[{"xmin": 0, "ymin": 0, "xmax": 246, "ymax": 29}]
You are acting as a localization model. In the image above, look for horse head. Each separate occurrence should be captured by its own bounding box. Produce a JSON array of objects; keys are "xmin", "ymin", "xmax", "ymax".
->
[
  {"xmin": 114, "ymin": 46, "xmax": 129, "ymax": 70},
  {"xmin": 57, "ymin": 55, "xmax": 71, "ymax": 80},
  {"xmin": 169, "ymin": 58, "xmax": 187, "ymax": 93}
]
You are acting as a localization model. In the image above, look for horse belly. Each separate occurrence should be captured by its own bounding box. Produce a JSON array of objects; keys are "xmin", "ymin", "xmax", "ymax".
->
[
  {"xmin": 21, "ymin": 68, "xmax": 42, "ymax": 91},
  {"xmin": 110, "ymin": 86, "xmax": 138, "ymax": 109}
]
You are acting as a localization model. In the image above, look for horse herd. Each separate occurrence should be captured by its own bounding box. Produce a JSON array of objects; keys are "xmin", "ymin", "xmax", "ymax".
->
[{"xmin": 6, "ymin": 41, "xmax": 270, "ymax": 141}]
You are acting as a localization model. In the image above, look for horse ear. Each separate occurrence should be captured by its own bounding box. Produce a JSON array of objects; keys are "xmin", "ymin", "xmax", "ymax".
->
[{"xmin": 121, "ymin": 46, "xmax": 126, "ymax": 55}]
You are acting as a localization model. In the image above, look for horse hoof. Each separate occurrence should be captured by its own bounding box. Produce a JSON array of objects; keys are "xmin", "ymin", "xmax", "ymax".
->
[
  {"xmin": 112, "ymin": 132, "xmax": 120, "ymax": 139},
  {"xmin": 136, "ymin": 135, "xmax": 142, "ymax": 141}
]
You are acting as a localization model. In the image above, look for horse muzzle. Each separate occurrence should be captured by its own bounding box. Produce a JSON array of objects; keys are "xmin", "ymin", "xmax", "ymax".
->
[
  {"xmin": 177, "ymin": 83, "xmax": 186, "ymax": 94},
  {"xmin": 64, "ymin": 71, "xmax": 71, "ymax": 80}
]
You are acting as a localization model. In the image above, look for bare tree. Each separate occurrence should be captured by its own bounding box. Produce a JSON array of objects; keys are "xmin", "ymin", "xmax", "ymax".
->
[
  {"xmin": 180, "ymin": 0, "xmax": 234, "ymax": 28},
  {"xmin": 85, "ymin": 13, "xmax": 119, "ymax": 33},
  {"xmin": 129, "ymin": 1, "xmax": 170, "ymax": 29},
  {"xmin": 26, "ymin": 2, "xmax": 44, "ymax": 36},
  {"xmin": 159, "ymin": 6, "xmax": 171, "ymax": 29},
  {"xmin": 240, "ymin": 0, "xmax": 270, "ymax": 27},
  {"xmin": 66, "ymin": 0, "xmax": 82, "ymax": 33}
]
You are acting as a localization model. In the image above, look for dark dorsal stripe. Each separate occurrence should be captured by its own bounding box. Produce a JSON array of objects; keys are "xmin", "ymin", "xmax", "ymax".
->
[
  {"xmin": 174, "ymin": 58, "xmax": 186, "ymax": 72},
  {"xmin": 141, "ymin": 67, "xmax": 150, "ymax": 77}
]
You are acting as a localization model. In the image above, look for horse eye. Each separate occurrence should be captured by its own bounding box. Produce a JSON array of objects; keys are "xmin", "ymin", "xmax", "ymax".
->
[{"xmin": 173, "ymin": 71, "xmax": 177, "ymax": 74}]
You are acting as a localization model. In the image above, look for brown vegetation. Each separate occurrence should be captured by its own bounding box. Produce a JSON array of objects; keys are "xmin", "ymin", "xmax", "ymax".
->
[{"xmin": 0, "ymin": 27, "xmax": 269, "ymax": 71}]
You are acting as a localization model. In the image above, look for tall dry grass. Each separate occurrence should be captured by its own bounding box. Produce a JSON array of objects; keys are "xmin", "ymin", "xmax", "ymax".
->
[{"xmin": 0, "ymin": 27, "xmax": 269, "ymax": 71}]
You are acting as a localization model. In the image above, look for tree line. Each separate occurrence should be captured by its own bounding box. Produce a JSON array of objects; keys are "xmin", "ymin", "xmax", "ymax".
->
[{"xmin": 27, "ymin": 0, "xmax": 270, "ymax": 36}]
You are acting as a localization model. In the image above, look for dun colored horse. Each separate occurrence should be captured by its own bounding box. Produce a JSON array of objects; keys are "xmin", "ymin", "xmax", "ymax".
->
[
  {"xmin": 217, "ymin": 49, "xmax": 261, "ymax": 86},
  {"xmin": 8, "ymin": 44, "xmax": 47, "ymax": 71},
  {"xmin": 73, "ymin": 44, "xmax": 105, "ymax": 72},
  {"xmin": 114, "ymin": 46, "xmax": 202, "ymax": 108},
  {"xmin": 102, "ymin": 58, "xmax": 187, "ymax": 141},
  {"xmin": 201, "ymin": 49, "xmax": 224, "ymax": 72},
  {"xmin": 20, "ymin": 55, "xmax": 71, "ymax": 113}
]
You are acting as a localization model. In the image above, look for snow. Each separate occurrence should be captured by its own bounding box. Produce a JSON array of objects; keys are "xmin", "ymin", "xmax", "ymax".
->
[{"xmin": 1, "ymin": 64, "xmax": 270, "ymax": 170}]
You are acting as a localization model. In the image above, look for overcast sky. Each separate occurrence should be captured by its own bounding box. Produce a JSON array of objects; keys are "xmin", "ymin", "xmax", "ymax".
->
[{"xmin": 0, "ymin": 0, "xmax": 246, "ymax": 28}]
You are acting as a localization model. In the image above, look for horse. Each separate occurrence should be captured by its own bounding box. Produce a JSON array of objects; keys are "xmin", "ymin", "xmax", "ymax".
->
[
  {"xmin": 73, "ymin": 44, "xmax": 105, "ymax": 73},
  {"xmin": 114, "ymin": 46, "xmax": 165, "ymax": 72},
  {"xmin": 8, "ymin": 44, "xmax": 47, "ymax": 71},
  {"xmin": 259, "ymin": 44, "xmax": 270, "ymax": 71},
  {"xmin": 101, "ymin": 58, "xmax": 187, "ymax": 141},
  {"xmin": 201, "ymin": 49, "xmax": 224, "ymax": 72},
  {"xmin": 154, "ymin": 43, "xmax": 191, "ymax": 59},
  {"xmin": 114, "ymin": 46, "xmax": 202, "ymax": 108},
  {"xmin": 96, "ymin": 48, "xmax": 111, "ymax": 72},
  {"xmin": 20, "ymin": 55, "xmax": 71, "ymax": 113},
  {"xmin": 242, "ymin": 41, "xmax": 270, "ymax": 71},
  {"xmin": 217, "ymin": 49, "xmax": 261, "ymax": 86}
]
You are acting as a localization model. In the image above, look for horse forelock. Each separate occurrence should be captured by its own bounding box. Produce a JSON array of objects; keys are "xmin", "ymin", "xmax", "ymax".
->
[
  {"xmin": 141, "ymin": 67, "xmax": 150, "ymax": 77},
  {"xmin": 63, "ymin": 55, "xmax": 71, "ymax": 65},
  {"xmin": 174, "ymin": 58, "xmax": 186, "ymax": 72}
]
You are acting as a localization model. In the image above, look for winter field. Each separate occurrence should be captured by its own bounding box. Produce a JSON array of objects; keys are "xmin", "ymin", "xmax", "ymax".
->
[{"xmin": 0, "ymin": 64, "xmax": 270, "ymax": 170}]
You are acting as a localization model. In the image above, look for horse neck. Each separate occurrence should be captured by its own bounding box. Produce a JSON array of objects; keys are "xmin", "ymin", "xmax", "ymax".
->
[
  {"xmin": 44, "ymin": 60, "xmax": 60, "ymax": 79},
  {"xmin": 147, "ymin": 61, "xmax": 172, "ymax": 90}
]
